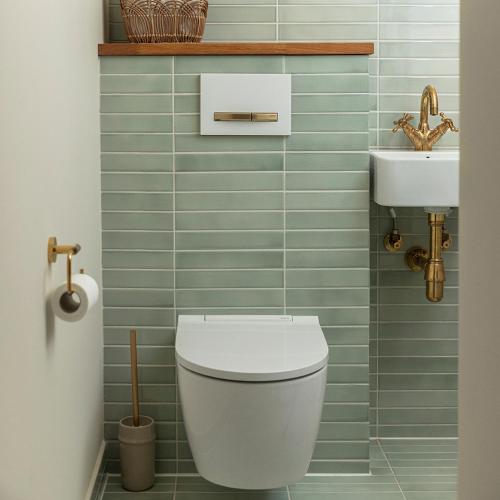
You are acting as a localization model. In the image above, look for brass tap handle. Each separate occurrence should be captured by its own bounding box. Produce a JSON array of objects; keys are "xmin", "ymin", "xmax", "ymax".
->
[
  {"xmin": 442, "ymin": 230, "xmax": 452, "ymax": 250},
  {"xmin": 392, "ymin": 113, "xmax": 415, "ymax": 133},
  {"xmin": 439, "ymin": 112, "xmax": 459, "ymax": 132}
]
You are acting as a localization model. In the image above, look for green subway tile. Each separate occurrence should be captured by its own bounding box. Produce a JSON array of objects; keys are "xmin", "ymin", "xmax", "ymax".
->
[
  {"xmin": 100, "ymin": 56, "xmax": 172, "ymax": 74},
  {"xmin": 286, "ymin": 152, "xmax": 368, "ymax": 171},
  {"xmin": 379, "ymin": 426, "xmax": 458, "ymax": 439},
  {"xmin": 286, "ymin": 192, "xmax": 368, "ymax": 210},
  {"xmin": 102, "ymin": 193, "xmax": 173, "ymax": 211},
  {"xmin": 176, "ymin": 192, "xmax": 283, "ymax": 211},
  {"xmin": 103, "ymin": 289, "xmax": 174, "ymax": 308},
  {"xmin": 175, "ymin": 94, "xmax": 199, "ymax": 113},
  {"xmin": 285, "ymin": 55, "xmax": 369, "ymax": 74},
  {"xmin": 103, "ymin": 270, "xmax": 174, "ymax": 288},
  {"xmin": 175, "ymin": 153, "xmax": 283, "ymax": 172},
  {"xmin": 175, "ymin": 115, "xmax": 200, "ymax": 133},
  {"xmin": 286, "ymin": 269, "xmax": 369, "ymax": 288},
  {"xmin": 379, "ymin": 305, "xmax": 458, "ymax": 322},
  {"xmin": 286, "ymin": 250, "xmax": 369, "ymax": 268},
  {"xmin": 101, "ymin": 95, "xmax": 172, "ymax": 113},
  {"xmin": 207, "ymin": 5, "xmax": 276, "ymax": 22},
  {"xmin": 322, "ymin": 327, "xmax": 369, "ymax": 345},
  {"xmin": 101, "ymin": 153, "xmax": 172, "ymax": 172},
  {"xmin": 104, "ymin": 307, "xmax": 175, "ymax": 327},
  {"xmin": 379, "ymin": 374, "xmax": 457, "ymax": 391},
  {"xmin": 378, "ymin": 357, "xmax": 458, "ymax": 374},
  {"xmin": 176, "ymin": 135, "xmax": 284, "ymax": 152},
  {"xmin": 322, "ymin": 403, "xmax": 369, "ymax": 422},
  {"xmin": 176, "ymin": 251, "xmax": 283, "ymax": 269},
  {"xmin": 327, "ymin": 365, "xmax": 369, "ymax": 384},
  {"xmin": 286, "ymin": 230, "xmax": 369, "ymax": 249},
  {"xmin": 379, "ymin": 390, "xmax": 457, "ymax": 408},
  {"xmin": 101, "ymin": 74, "xmax": 172, "ymax": 94},
  {"xmin": 104, "ymin": 345, "xmax": 175, "ymax": 364},
  {"xmin": 279, "ymin": 5, "xmax": 376, "ymax": 22},
  {"xmin": 104, "ymin": 385, "xmax": 176, "ymax": 404},
  {"xmin": 293, "ymin": 75, "xmax": 369, "ymax": 93},
  {"xmin": 101, "ymin": 114, "xmax": 173, "ymax": 133},
  {"xmin": 379, "ymin": 408, "xmax": 457, "ymax": 425},
  {"xmin": 176, "ymin": 231, "xmax": 283, "ymax": 250},
  {"xmin": 379, "ymin": 340, "xmax": 458, "ymax": 357},
  {"xmin": 104, "ymin": 327, "xmax": 175, "ymax": 346},
  {"xmin": 176, "ymin": 172, "xmax": 282, "ymax": 191},
  {"xmin": 287, "ymin": 211, "xmax": 368, "ymax": 230},
  {"xmin": 286, "ymin": 172, "xmax": 369, "ymax": 190},
  {"xmin": 317, "ymin": 422, "xmax": 369, "ymax": 440},
  {"xmin": 175, "ymin": 55, "xmax": 283, "ymax": 74},
  {"xmin": 105, "ymin": 366, "xmax": 175, "ymax": 385},
  {"xmin": 103, "ymin": 250, "xmax": 173, "ymax": 269},
  {"xmin": 287, "ymin": 133, "xmax": 368, "ymax": 152},
  {"xmin": 292, "ymin": 114, "xmax": 368, "ymax": 133},
  {"xmin": 174, "ymin": 75, "xmax": 200, "ymax": 93},
  {"xmin": 102, "ymin": 212, "xmax": 173, "ymax": 231},
  {"xmin": 176, "ymin": 270, "xmax": 283, "ymax": 289},
  {"xmin": 280, "ymin": 24, "xmax": 378, "ymax": 42},
  {"xmin": 101, "ymin": 134, "xmax": 172, "ymax": 153},
  {"xmin": 293, "ymin": 94, "xmax": 370, "ymax": 113},
  {"xmin": 102, "ymin": 231, "xmax": 173, "ymax": 250},
  {"xmin": 176, "ymin": 289, "xmax": 283, "ymax": 308},
  {"xmin": 313, "ymin": 441, "xmax": 369, "ymax": 460},
  {"xmin": 102, "ymin": 173, "xmax": 173, "ymax": 191},
  {"xmin": 287, "ymin": 289, "xmax": 369, "ymax": 307},
  {"xmin": 307, "ymin": 461, "xmax": 370, "ymax": 475},
  {"xmin": 176, "ymin": 212, "xmax": 283, "ymax": 230},
  {"xmin": 329, "ymin": 346, "xmax": 369, "ymax": 364},
  {"xmin": 203, "ymin": 23, "xmax": 277, "ymax": 41}
]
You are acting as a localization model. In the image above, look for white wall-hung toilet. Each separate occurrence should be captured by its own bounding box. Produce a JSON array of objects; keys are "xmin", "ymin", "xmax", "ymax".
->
[{"xmin": 175, "ymin": 315, "xmax": 329, "ymax": 490}]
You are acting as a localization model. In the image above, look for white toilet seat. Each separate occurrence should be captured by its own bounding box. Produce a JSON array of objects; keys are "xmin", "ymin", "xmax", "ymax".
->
[{"xmin": 176, "ymin": 315, "xmax": 329, "ymax": 382}]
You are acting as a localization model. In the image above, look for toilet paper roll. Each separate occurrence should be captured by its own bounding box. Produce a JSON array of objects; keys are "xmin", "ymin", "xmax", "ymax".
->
[{"xmin": 51, "ymin": 273, "xmax": 99, "ymax": 322}]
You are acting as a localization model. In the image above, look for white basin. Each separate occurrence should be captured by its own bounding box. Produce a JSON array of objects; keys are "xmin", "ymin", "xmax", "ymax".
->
[{"xmin": 371, "ymin": 151, "xmax": 459, "ymax": 207}]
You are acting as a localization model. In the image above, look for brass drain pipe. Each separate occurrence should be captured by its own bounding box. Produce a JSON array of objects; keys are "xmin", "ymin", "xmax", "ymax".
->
[
  {"xmin": 425, "ymin": 213, "xmax": 446, "ymax": 302},
  {"xmin": 405, "ymin": 213, "xmax": 449, "ymax": 303}
]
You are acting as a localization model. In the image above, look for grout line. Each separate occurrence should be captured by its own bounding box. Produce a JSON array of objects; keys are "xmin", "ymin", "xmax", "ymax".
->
[
  {"xmin": 377, "ymin": 440, "xmax": 408, "ymax": 500},
  {"xmin": 171, "ymin": 55, "xmax": 179, "ymax": 478}
]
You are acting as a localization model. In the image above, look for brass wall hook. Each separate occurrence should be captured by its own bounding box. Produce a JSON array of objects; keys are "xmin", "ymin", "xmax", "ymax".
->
[{"xmin": 47, "ymin": 237, "xmax": 82, "ymax": 293}]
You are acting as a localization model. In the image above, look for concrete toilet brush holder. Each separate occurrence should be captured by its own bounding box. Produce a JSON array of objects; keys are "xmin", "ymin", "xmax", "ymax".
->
[{"xmin": 119, "ymin": 329, "xmax": 156, "ymax": 491}]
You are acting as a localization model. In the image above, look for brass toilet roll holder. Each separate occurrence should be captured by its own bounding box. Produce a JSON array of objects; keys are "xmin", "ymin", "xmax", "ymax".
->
[{"xmin": 47, "ymin": 237, "xmax": 83, "ymax": 294}]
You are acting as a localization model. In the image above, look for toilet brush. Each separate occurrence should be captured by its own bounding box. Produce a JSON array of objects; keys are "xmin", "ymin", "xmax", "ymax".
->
[
  {"xmin": 130, "ymin": 329, "xmax": 140, "ymax": 427},
  {"xmin": 118, "ymin": 329, "xmax": 156, "ymax": 491}
]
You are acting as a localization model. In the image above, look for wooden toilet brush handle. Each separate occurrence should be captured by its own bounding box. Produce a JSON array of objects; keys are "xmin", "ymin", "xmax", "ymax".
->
[{"xmin": 130, "ymin": 329, "xmax": 140, "ymax": 427}]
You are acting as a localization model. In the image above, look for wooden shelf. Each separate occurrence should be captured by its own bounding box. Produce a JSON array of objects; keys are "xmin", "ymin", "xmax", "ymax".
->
[{"xmin": 98, "ymin": 42, "xmax": 374, "ymax": 56}]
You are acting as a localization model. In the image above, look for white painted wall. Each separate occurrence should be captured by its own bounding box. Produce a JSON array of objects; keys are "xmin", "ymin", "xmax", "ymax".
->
[
  {"xmin": 460, "ymin": 1, "xmax": 500, "ymax": 498},
  {"xmin": 0, "ymin": 2, "xmax": 104, "ymax": 500}
]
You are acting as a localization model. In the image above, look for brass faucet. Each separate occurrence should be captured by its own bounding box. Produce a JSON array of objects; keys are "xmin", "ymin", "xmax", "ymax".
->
[{"xmin": 392, "ymin": 85, "xmax": 459, "ymax": 151}]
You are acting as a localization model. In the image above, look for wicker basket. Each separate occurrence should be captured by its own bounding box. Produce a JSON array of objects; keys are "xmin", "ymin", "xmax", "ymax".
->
[{"xmin": 120, "ymin": 0, "xmax": 208, "ymax": 43}]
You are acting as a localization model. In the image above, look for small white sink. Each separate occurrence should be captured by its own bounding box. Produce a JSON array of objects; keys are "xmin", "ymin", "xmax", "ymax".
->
[{"xmin": 371, "ymin": 151, "xmax": 459, "ymax": 208}]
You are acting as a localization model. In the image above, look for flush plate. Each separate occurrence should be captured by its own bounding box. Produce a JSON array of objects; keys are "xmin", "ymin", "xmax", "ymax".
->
[{"xmin": 200, "ymin": 74, "xmax": 291, "ymax": 136}]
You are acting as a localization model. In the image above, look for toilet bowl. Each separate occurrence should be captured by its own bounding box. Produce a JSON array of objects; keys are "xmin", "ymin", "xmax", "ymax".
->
[{"xmin": 175, "ymin": 315, "xmax": 329, "ymax": 490}]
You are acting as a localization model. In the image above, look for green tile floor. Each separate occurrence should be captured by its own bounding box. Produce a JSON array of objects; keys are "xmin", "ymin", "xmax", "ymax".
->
[{"xmin": 100, "ymin": 439, "xmax": 457, "ymax": 500}]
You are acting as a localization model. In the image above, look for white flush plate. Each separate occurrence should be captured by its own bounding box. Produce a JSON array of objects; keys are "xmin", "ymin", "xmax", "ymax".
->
[{"xmin": 200, "ymin": 74, "xmax": 291, "ymax": 136}]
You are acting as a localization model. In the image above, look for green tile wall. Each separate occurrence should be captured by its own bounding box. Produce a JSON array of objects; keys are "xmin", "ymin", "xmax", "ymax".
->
[
  {"xmin": 100, "ymin": 54, "xmax": 371, "ymax": 474},
  {"xmin": 370, "ymin": 207, "xmax": 458, "ymax": 438},
  {"xmin": 371, "ymin": 0, "xmax": 459, "ymax": 438}
]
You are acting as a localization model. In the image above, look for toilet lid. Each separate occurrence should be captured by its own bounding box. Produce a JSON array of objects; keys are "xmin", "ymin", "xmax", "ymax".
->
[{"xmin": 175, "ymin": 315, "xmax": 329, "ymax": 382}]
